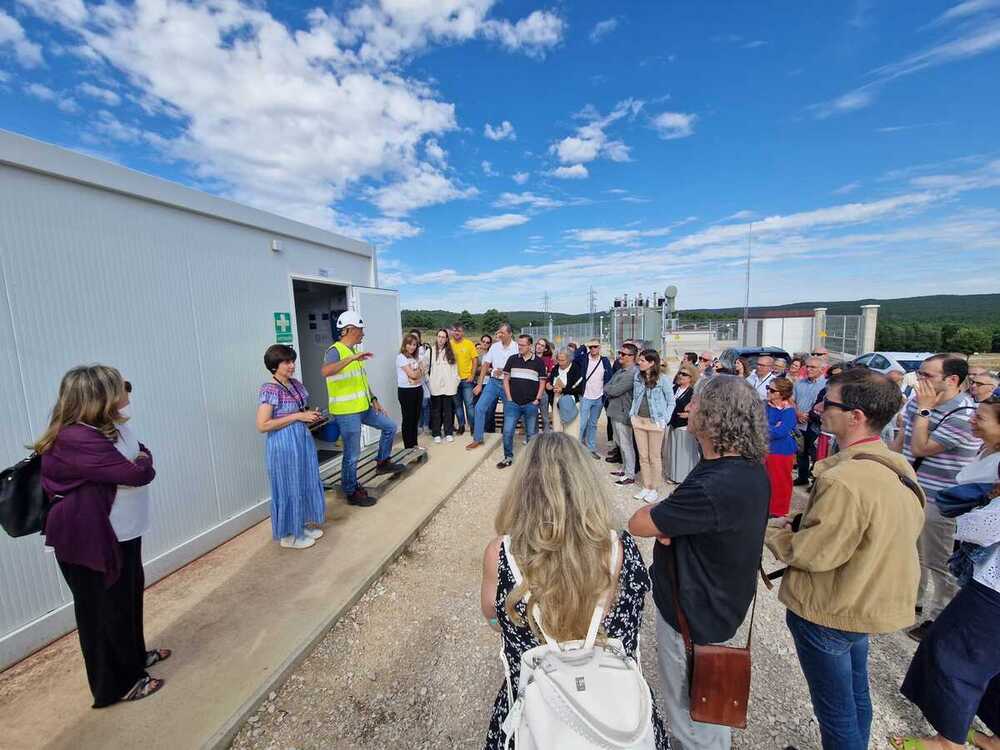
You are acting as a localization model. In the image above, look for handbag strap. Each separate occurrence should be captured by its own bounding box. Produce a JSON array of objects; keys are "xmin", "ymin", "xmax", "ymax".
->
[
  {"xmin": 667, "ymin": 545, "xmax": 762, "ymax": 656},
  {"xmin": 851, "ymin": 453, "xmax": 923, "ymax": 504}
]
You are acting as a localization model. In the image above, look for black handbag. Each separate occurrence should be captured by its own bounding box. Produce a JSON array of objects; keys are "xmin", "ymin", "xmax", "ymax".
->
[{"xmin": 0, "ymin": 453, "xmax": 48, "ymax": 537}]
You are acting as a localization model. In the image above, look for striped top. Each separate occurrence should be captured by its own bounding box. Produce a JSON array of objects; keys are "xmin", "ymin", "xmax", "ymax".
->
[
  {"xmin": 900, "ymin": 392, "xmax": 981, "ymax": 501},
  {"xmin": 503, "ymin": 353, "xmax": 547, "ymax": 405},
  {"xmin": 259, "ymin": 379, "xmax": 309, "ymax": 418}
]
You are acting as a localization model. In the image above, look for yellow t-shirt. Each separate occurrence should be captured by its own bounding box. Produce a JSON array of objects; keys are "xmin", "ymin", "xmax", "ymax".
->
[{"xmin": 450, "ymin": 337, "xmax": 480, "ymax": 380}]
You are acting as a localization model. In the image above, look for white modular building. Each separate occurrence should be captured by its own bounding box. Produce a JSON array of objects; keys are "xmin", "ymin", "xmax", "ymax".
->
[{"xmin": 0, "ymin": 130, "xmax": 401, "ymax": 669}]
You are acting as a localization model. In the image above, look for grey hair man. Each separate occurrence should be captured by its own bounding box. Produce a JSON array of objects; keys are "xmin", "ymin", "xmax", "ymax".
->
[
  {"xmin": 746, "ymin": 355, "xmax": 776, "ymax": 399},
  {"xmin": 967, "ymin": 366, "xmax": 999, "ymax": 403},
  {"xmin": 604, "ymin": 343, "xmax": 640, "ymax": 485}
]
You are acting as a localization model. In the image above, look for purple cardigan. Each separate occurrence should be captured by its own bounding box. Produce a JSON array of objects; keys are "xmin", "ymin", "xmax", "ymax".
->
[{"xmin": 41, "ymin": 424, "xmax": 155, "ymax": 586}]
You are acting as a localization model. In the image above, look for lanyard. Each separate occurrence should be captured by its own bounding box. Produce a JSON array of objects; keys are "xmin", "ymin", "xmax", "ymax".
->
[
  {"xmin": 846, "ymin": 435, "xmax": 882, "ymax": 449},
  {"xmin": 273, "ymin": 377, "xmax": 306, "ymax": 411}
]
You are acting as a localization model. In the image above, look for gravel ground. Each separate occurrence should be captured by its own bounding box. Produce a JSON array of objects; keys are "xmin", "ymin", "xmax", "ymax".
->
[{"xmin": 230, "ymin": 427, "xmax": 934, "ymax": 750}]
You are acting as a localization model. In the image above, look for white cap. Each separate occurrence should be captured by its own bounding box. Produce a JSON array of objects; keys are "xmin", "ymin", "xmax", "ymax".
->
[{"xmin": 336, "ymin": 311, "xmax": 365, "ymax": 329}]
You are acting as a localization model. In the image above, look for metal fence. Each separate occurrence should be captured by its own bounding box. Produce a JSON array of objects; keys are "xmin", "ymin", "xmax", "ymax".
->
[
  {"xmin": 521, "ymin": 322, "xmax": 600, "ymax": 348},
  {"xmin": 824, "ymin": 315, "xmax": 862, "ymax": 360}
]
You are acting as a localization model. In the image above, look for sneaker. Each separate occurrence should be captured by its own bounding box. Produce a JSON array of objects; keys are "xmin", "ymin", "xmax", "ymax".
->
[
  {"xmin": 644, "ymin": 489, "xmax": 660, "ymax": 503},
  {"xmin": 497, "ymin": 458, "xmax": 513, "ymax": 469},
  {"xmin": 615, "ymin": 476, "xmax": 635, "ymax": 486},
  {"xmin": 907, "ymin": 620, "xmax": 935, "ymax": 643},
  {"xmin": 303, "ymin": 527, "xmax": 324, "ymax": 540},
  {"xmin": 605, "ymin": 452, "xmax": 622, "ymax": 464},
  {"xmin": 610, "ymin": 470, "xmax": 626, "ymax": 477},
  {"xmin": 591, "ymin": 451, "xmax": 602, "ymax": 460},
  {"xmin": 375, "ymin": 460, "xmax": 406, "ymax": 475},
  {"xmin": 280, "ymin": 535, "xmax": 316, "ymax": 550},
  {"xmin": 445, "ymin": 435, "xmax": 455, "ymax": 443},
  {"xmin": 633, "ymin": 488, "xmax": 649, "ymax": 500},
  {"xmin": 433, "ymin": 436, "xmax": 442, "ymax": 444},
  {"xmin": 346, "ymin": 488, "xmax": 377, "ymax": 507}
]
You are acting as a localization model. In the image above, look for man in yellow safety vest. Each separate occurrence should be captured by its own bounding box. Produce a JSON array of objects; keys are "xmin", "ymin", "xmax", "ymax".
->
[{"xmin": 322, "ymin": 311, "xmax": 404, "ymax": 506}]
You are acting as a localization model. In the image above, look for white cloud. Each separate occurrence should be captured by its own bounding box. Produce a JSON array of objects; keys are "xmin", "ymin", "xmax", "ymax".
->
[
  {"xmin": 481, "ymin": 10, "xmax": 565, "ymax": 58},
  {"xmin": 484, "ymin": 120, "xmax": 516, "ymax": 141},
  {"xmin": 463, "ymin": 213, "xmax": 529, "ymax": 232},
  {"xmin": 481, "ymin": 159, "xmax": 498, "ymax": 176},
  {"xmin": 549, "ymin": 98, "xmax": 643, "ymax": 164},
  {"xmin": 79, "ymin": 82, "xmax": 121, "ymax": 105},
  {"xmin": 24, "ymin": 82, "xmax": 56, "ymax": 100},
  {"xmin": 589, "ymin": 17, "xmax": 619, "ymax": 43},
  {"xmin": 832, "ymin": 181, "xmax": 862, "ymax": 195},
  {"xmin": 17, "ymin": 0, "xmax": 560, "ymax": 243},
  {"xmin": 811, "ymin": 5, "xmax": 1000, "ymax": 118},
  {"xmin": 512, "ymin": 171, "xmax": 529, "ymax": 184},
  {"xmin": 651, "ymin": 111, "xmax": 697, "ymax": 140},
  {"xmin": 494, "ymin": 191, "xmax": 564, "ymax": 209},
  {"xmin": 370, "ymin": 164, "xmax": 477, "ymax": 216},
  {"xmin": 0, "ymin": 10, "xmax": 44, "ymax": 66},
  {"xmin": 550, "ymin": 164, "xmax": 589, "ymax": 179},
  {"xmin": 566, "ymin": 225, "xmax": 679, "ymax": 246},
  {"xmin": 742, "ymin": 39, "xmax": 767, "ymax": 49},
  {"xmin": 723, "ymin": 209, "xmax": 756, "ymax": 222}
]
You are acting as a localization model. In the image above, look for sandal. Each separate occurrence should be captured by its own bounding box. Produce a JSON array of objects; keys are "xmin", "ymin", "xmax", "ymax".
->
[
  {"xmin": 144, "ymin": 648, "xmax": 171, "ymax": 668},
  {"xmin": 121, "ymin": 675, "xmax": 165, "ymax": 702}
]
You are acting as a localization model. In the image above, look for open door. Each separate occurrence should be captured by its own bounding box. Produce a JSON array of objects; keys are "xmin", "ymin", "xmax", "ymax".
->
[{"xmin": 351, "ymin": 285, "xmax": 402, "ymax": 444}]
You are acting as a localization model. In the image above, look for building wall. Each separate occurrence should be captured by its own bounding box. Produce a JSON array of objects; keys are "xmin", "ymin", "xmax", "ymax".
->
[{"xmin": 0, "ymin": 141, "xmax": 381, "ymax": 669}]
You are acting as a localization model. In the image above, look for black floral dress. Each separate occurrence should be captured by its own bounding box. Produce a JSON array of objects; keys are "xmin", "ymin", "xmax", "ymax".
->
[{"xmin": 484, "ymin": 530, "xmax": 669, "ymax": 749}]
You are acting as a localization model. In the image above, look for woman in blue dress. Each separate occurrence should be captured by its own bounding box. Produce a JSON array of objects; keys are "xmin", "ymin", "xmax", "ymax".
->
[{"xmin": 256, "ymin": 345, "xmax": 327, "ymax": 550}]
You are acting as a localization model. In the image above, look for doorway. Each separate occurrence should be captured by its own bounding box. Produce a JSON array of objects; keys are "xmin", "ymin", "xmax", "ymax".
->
[{"xmin": 292, "ymin": 278, "xmax": 348, "ymax": 463}]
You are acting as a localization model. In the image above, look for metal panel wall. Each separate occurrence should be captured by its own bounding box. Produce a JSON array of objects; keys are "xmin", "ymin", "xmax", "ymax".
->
[{"xmin": 0, "ymin": 158, "xmax": 386, "ymax": 669}]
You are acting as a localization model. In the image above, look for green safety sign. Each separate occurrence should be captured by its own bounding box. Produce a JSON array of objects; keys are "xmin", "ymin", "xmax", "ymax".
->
[{"xmin": 274, "ymin": 312, "xmax": 293, "ymax": 343}]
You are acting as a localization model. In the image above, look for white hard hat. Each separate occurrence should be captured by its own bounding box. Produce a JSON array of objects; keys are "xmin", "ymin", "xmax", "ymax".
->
[{"xmin": 336, "ymin": 311, "xmax": 365, "ymax": 329}]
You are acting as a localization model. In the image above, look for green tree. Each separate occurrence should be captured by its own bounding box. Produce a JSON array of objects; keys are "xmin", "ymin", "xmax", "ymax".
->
[
  {"xmin": 481, "ymin": 308, "xmax": 504, "ymax": 334},
  {"xmin": 905, "ymin": 322, "xmax": 940, "ymax": 352},
  {"xmin": 940, "ymin": 323, "xmax": 960, "ymax": 350},
  {"xmin": 458, "ymin": 309, "xmax": 476, "ymax": 329},
  {"xmin": 992, "ymin": 328, "xmax": 1000, "ymax": 353},
  {"xmin": 948, "ymin": 327, "xmax": 991, "ymax": 355},
  {"xmin": 876, "ymin": 322, "xmax": 905, "ymax": 350}
]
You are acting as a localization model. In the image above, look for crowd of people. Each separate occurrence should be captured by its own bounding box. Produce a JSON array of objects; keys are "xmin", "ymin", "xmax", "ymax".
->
[{"xmin": 25, "ymin": 311, "xmax": 1000, "ymax": 750}]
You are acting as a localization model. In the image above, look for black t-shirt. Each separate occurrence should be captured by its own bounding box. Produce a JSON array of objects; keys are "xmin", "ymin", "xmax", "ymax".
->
[
  {"xmin": 503, "ymin": 354, "xmax": 547, "ymax": 405},
  {"xmin": 649, "ymin": 456, "xmax": 769, "ymax": 644}
]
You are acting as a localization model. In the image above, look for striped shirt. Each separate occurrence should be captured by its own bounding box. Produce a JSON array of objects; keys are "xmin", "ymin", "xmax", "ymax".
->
[
  {"xmin": 503, "ymin": 353, "xmax": 547, "ymax": 405},
  {"xmin": 900, "ymin": 393, "xmax": 981, "ymax": 501}
]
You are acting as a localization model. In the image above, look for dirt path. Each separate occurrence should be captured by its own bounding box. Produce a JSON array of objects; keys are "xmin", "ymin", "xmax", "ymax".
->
[{"xmin": 230, "ymin": 429, "xmax": 933, "ymax": 750}]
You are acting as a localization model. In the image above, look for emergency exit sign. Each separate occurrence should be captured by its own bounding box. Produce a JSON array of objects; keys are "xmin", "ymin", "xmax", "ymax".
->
[{"xmin": 274, "ymin": 312, "xmax": 293, "ymax": 343}]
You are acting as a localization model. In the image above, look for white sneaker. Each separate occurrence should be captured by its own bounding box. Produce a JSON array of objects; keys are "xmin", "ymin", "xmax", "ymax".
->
[
  {"xmin": 303, "ymin": 527, "xmax": 324, "ymax": 540},
  {"xmin": 280, "ymin": 535, "xmax": 316, "ymax": 549},
  {"xmin": 644, "ymin": 489, "xmax": 660, "ymax": 503},
  {"xmin": 433, "ymin": 436, "xmax": 442, "ymax": 444},
  {"xmin": 633, "ymin": 488, "xmax": 649, "ymax": 501},
  {"xmin": 445, "ymin": 435, "xmax": 454, "ymax": 443}
]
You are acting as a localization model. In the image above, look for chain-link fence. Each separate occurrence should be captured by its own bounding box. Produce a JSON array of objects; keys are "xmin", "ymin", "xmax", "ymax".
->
[
  {"xmin": 521, "ymin": 323, "xmax": 600, "ymax": 349},
  {"xmin": 824, "ymin": 315, "xmax": 862, "ymax": 360}
]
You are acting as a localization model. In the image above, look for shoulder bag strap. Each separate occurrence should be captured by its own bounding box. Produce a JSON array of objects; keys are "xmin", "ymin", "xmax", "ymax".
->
[{"xmin": 852, "ymin": 453, "xmax": 923, "ymax": 504}]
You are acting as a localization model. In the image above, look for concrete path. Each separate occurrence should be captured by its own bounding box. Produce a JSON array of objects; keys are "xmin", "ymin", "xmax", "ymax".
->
[{"xmin": 0, "ymin": 435, "xmax": 499, "ymax": 750}]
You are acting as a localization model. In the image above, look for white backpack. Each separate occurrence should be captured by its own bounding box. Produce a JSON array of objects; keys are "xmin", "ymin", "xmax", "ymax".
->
[{"xmin": 499, "ymin": 531, "xmax": 656, "ymax": 750}]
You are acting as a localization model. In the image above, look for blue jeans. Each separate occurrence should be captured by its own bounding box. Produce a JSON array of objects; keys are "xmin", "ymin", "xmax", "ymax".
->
[
  {"xmin": 419, "ymin": 394, "xmax": 430, "ymax": 429},
  {"xmin": 786, "ymin": 609, "xmax": 872, "ymax": 750},
  {"xmin": 473, "ymin": 378, "xmax": 504, "ymax": 442},
  {"xmin": 335, "ymin": 406, "xmax": 397, "ymax": 494},
  {"xmin": 454, "ymin": 380, "xmax": 476, "ymax": 430},
  {"xmin": 502, "ymin": 402, "xmax": 539, "ymax": 459},
  {"xmin": 578, "ymin": 397, "xmax": 603, "ymax": 452}
]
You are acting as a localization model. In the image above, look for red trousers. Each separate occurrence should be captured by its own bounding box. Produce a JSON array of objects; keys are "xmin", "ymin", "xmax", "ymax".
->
[{"xmin": 766, "ymin": 453, "xmax": 795, "ymax": 517}]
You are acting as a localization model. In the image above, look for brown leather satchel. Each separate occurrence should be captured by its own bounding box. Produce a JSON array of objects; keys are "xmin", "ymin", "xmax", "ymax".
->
[{"xmin": 668, "ymin": 549, "xmax": 760, "ymax": 729}]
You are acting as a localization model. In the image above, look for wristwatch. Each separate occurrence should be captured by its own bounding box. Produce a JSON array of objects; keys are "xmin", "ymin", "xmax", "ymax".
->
[{"xmin": 917, "ymin": 408, "xmax": 932, "ymax": 418}]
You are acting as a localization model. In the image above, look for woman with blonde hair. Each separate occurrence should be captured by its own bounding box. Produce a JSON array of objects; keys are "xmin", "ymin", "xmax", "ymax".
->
[
  {"xmin": 480, "ymin": 431, "xmax": 668, "ymax": 749},
  {"xmin": 38, "ymin": 365, "xmax": 164, "ymax": 706},
  {"xmin": 665, "ymin": 362, "xmax": 700, "ymax": 484}
]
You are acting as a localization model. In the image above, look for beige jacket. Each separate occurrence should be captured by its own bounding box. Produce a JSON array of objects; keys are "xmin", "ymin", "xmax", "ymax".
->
[
  {"xmin": 765, "ymin": 440, "xmax": 925, "ymax": 633},
  {"xmin": 428, "ymin": 347, "xmax": 460, "ymax": 397}
]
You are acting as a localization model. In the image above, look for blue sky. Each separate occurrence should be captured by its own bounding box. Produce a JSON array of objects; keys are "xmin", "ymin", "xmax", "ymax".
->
[{"xmin": 2, "ymin": 0, "xmax": 999, "ymax": 313}]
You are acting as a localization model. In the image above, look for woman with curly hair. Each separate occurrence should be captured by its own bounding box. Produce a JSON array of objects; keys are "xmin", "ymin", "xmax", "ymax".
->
[
  {"xmin": 629, "ymin": 375, "xmax": 770, "ymax": 749},
  {"xmin": 480, "ymin": 431, "xmax": 669, "ymax": 749}
]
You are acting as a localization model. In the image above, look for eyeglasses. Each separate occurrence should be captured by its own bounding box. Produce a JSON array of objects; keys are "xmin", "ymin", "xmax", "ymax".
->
[
  {"xmin": 916, "ymin": 370, "xmax": 940, "ymax": 379},
  {"xmin": 822, "ymin": 397, "xmax": 856, "ymax": 411},
  {"xmin": 766, "ymin": 387, "xmax": 780, "ymax": 393},
  {"xmin": 811, "ymin": 352, "xmax": 827, "ymax": 356},
  {"xmin": 124, "ymin": 381, "xmax": 132, "ymax": 394},
  {"xmin": 970, "ymin": 380, "xmax": 995, "ymax": 388},
  {"xmin": 588, "ymin": 345, "xmax": 600, "ymax": 350},
  {"xmin": 618, "ymin": 351, "xmax": 633, "ymax": 357}
]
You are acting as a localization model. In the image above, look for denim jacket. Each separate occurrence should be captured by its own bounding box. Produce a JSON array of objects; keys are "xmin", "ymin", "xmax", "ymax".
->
[{"xmin": 629, "ymin": 371, "xmax": 675, "ymax": 427}]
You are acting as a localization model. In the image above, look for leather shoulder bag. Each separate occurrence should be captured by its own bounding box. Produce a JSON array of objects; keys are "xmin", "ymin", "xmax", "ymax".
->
[{"xmin": 667, "ymin": 547, "xmax": 758, "ymax": 729}]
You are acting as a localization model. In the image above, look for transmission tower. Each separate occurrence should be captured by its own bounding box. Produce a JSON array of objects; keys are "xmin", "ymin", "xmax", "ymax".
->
[{"xmin": 588, "ymin": 286, "xmax": 598, "ymax": 335}]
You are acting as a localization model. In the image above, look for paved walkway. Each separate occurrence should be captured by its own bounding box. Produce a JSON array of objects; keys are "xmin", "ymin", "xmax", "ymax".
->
[{"xmin": 0, "ymin": 435, "xmax": 498, "ymax": 750}]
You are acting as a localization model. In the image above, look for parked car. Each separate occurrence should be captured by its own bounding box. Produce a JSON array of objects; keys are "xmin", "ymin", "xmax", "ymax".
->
[
  {"xmin": 849, "ymin": 351, "xmax": 933, "ymax": 374},
  {"xmin": 717, "ymin": 346, "xmax": 792, "ymax": 373}
]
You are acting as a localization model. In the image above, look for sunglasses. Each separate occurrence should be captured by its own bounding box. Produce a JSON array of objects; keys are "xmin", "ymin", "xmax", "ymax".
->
[
  {"xmin": 618, "ymin": 351, "xmax": 633, "ymax": 357},
  {"xmin": 766, "ymin": 387, "xmax": 780, "ymax": 393},
  {"xmin": 124, "ymin": 381, "xmax": 133, "ymax": 394},
  {"xmin": 811, "ymin": 352, "xmax": 826, "ymax": 356},
  {"xmin": 588, "ymin": 345, "xmax": 600, "ymax": 350},
  {"xmin": 822, "ymin": 397, "xmax": 856, "ymax": 411}
]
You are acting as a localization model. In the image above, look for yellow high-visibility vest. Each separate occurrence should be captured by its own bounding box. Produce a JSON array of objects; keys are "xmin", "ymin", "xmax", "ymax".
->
[{"xmin": 327, "ymin": 341, "xmax": 371, "ymax": 415}]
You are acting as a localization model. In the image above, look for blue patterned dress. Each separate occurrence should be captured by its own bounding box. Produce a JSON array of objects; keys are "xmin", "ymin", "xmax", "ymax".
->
[{"xmin": 259, "ymin": 379, "xmax": 327, "ymax": 539}]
